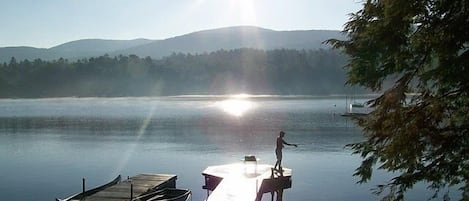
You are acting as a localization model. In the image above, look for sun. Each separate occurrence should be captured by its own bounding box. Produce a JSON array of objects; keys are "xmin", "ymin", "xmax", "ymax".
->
[{"xmin": 229, "ymin": 0, "xmax": 257, "ymax": 25}]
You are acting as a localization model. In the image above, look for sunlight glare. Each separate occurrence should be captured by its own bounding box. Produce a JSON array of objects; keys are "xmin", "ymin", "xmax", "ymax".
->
[
  {"xmin": 217, "ymin": 98, "xmax": 254, "ymax": 117},
  {"xmin": 231, "ymin": 93, "xmax": 251, "ymax": 99},
  {"xmin": 112, "ymin": 105, "xmax": 155, "ymax": 176},
  {"xmin": 229, "ymin": 0, "xmax": 257, "ymax": 25}
]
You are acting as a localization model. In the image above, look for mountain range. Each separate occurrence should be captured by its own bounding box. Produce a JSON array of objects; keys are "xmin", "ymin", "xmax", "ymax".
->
[{"xmin": 0, "ymin": 26, "xmax": 343, "ymax": 63}]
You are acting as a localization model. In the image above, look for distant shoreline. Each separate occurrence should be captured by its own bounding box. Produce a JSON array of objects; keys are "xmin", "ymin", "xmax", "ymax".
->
[{"xmin": 0, "ymin": 94, "xmax": 381, "ymax": 100}]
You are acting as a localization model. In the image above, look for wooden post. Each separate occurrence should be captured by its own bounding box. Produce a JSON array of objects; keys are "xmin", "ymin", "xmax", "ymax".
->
[
  {"xmin": 130, "ymin": 183, "xmax": 133, "ymax": 200},
  {"xmin": 276, "ymin": 190, "xmax": 284, "ymax": 201},
  {"xmin": 82, "ymin": 178, "xmax": 85, "ymax": 199}
]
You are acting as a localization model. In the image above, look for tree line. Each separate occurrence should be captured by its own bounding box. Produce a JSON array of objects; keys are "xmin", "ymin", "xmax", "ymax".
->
[{"xmin": 0, "ymin": 48, "xmax": 357, "ymax": 98}]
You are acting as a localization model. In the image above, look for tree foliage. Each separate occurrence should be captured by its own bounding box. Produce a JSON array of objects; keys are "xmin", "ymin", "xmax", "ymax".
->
[
  {"xmin": 0, "ymin": 48, "xmax": 353, "ymax": 97},
  {"xmin": 329, "ymin": 0, "xmax": 469, "ymax": 200}
]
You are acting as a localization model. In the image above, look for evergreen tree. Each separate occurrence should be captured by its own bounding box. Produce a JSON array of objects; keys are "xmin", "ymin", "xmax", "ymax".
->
[
  {"xmin": 329, "ymin": 0, "xmax": 469, "ymax": 200},
  {"xmin": 0, "ymin": 49, "xmax": 352, "ymax": 97}
]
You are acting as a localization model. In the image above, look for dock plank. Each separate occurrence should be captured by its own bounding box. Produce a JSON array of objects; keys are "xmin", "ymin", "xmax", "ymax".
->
[{"xmin": 83, "ymin": 173, "xmax": 176, "ymax": 201}]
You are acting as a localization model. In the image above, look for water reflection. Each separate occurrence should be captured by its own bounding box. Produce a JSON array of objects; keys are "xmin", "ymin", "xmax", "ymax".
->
[
  {"xmin": 216, "ymin": 98, "xmax": 255, "ymax": 117},
  {"xmin": 0, "ymin": 97, "xmax": 385, "ymax": 201}
]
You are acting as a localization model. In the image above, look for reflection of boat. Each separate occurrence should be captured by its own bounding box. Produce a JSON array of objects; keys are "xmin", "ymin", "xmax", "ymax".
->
[
  {"xmin": 56, "ymin": 175, "xmax": 121, "ymax": 201},
  {"xmin": 341, "ymin": 111, "xmax": 368, "ymax": 117},
  {"xmin": 133, "ymin": 188, "xmax": 192, "ymax": 201},
  {"xmin": 351, "ymin": 102, "xmax": 365, "ymax": 108}
]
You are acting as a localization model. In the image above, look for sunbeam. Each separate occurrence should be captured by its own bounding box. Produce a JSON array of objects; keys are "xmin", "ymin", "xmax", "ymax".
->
[{"xmin": 112, "ymin": 105, "xmax": 156, "ymax": 176}]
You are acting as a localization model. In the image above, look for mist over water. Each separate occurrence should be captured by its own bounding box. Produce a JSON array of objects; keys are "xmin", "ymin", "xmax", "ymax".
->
[{"xmin": 0, "ymin": 96, "xmax": 449, "ymax": 201}]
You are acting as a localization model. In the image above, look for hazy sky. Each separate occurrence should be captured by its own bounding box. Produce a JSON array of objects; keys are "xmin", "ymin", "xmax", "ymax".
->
[{"xmin": 1, "ymin": 0, "xmax": 363, "ymax": 48}]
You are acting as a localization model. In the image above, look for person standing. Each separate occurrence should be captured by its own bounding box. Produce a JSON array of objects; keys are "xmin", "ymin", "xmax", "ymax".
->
[{"xmin": 274, "ymin": 130, "xmax": 297, "ymax": 171}]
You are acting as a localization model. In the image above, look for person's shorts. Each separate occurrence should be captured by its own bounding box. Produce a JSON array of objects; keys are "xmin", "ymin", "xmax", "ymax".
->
[{"xmin": 275, "ymin": 149, "xmax": 282, "ymax": 160}]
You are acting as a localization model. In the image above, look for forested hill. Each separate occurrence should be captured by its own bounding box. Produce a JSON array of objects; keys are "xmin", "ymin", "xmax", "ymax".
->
[
  {"xmin": 114, "ymin": 26, "xmax": 343, "ymax": 59},
  {"xmin": 0, "ymin": 26, "xmax": 342, "ymax": 63},
  {"xmin": 0, "ymin": 48, "xmax": 361, "ymax": 98}
]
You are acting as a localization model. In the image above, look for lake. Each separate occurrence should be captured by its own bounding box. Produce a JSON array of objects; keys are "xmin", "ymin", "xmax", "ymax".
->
[{"xmin": 0, "ymin": 96, "xmax": 448, "ymax": 201}]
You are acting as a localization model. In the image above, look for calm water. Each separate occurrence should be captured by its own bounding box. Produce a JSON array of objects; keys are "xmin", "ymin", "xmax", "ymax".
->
[{"xmin": 0, "ymin": 96, "xmax": 448, "ymax": 201}]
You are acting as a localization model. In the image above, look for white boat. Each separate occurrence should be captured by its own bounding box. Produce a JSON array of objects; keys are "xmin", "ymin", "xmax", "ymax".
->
[{"xmin": 341, "ymin": 96, "xmax": 369, "ymax": 117}]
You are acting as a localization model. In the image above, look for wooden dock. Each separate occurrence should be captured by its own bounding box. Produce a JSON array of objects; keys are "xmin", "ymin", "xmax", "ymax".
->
[
  {"xmin": 202, "ymin": 163, "xmax": 292, "ymax": 201},
  {"xmin": 76, "ymin": 174, "xmax": 177, "ymax": 201}
]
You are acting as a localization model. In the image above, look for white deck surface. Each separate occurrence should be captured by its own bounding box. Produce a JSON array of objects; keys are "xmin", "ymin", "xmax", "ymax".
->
[{"xmin": 203, "ymin": 163, "xmax": 291, "ymax": 201}]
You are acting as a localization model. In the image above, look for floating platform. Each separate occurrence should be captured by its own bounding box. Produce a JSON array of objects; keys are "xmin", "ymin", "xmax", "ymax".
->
[{"xmin": 202, "ymin": 161, "xmax": 292, "ymax": 201}]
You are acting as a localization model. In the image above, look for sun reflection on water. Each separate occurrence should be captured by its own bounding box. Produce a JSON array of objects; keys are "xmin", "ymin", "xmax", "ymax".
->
[{"xmin": 216, "ymin": 95, "xmax": 255, "ymax": 117}]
